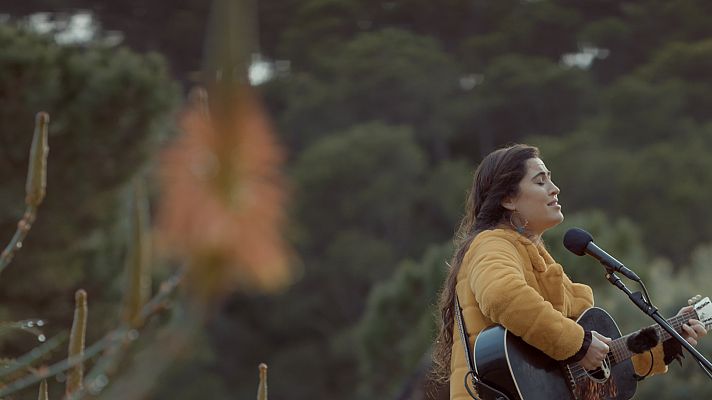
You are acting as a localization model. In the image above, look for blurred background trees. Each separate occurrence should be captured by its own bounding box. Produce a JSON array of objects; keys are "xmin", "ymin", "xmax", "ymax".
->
[
  {"xmin": 3, "ymin": 0, "xmax": 712, "ymax": 398},
  {"xmin": 0, "ymin": 19, "xmax": 177, "ymax": 361}
]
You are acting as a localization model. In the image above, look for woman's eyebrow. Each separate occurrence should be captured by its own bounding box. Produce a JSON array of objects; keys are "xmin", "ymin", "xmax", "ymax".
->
[{"xmin": 531, "ymin": 170, "xmax": 551, "ymax": 180}]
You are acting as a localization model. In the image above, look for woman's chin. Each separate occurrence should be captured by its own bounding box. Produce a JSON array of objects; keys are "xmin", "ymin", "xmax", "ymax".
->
[{"xmin": 546, "ymin": 214, "xmax": 565, "ymax": 229}]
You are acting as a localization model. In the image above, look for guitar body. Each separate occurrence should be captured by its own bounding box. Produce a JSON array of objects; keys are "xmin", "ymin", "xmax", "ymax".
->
[{"xmin": 473, "ymin": 307, "xmax": 637, "ymax": 400}]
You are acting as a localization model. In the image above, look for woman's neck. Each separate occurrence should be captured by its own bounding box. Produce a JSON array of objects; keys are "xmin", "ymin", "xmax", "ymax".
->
[{"xmin": 496, "ymin": 224, "xmax": 543, "ymax": 245}]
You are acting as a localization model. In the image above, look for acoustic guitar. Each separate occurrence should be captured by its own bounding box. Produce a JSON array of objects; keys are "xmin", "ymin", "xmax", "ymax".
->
[{"xmin": 472, "ymin": 296, "xmax": 712, "ymax": 400}]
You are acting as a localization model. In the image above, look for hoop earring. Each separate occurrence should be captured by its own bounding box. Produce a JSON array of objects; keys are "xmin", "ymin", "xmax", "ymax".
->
[{"xmin": 509, "ymin": 210, "xmax": 528, "ymax": 234}]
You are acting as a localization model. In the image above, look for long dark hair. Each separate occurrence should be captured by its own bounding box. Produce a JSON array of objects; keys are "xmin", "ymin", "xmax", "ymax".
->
[{"xmin": 431, "ymin": 144, "xmax": 539, "ymax": 382}]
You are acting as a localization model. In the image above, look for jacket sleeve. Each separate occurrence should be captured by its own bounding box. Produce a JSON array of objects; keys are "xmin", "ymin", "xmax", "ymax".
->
[
  {"xmin": 467, "ymin": 235, "xmax": 585, "ymax": 360},
  {"xmin": 561, "ymin": 270, "xmax": 594, "ymax": 318}
]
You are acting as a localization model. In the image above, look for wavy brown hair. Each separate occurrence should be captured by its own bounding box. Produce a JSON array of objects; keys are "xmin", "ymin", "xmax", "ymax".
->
[{"xmin": 431, "ymin": 144, "xmax": 539, "ymax": 382}]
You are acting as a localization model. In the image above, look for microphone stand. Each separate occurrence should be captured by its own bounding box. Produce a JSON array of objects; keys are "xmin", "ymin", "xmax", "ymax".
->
[{"xmin": 603, "ymin": 270, "xmax": 712, "ymax": 375}]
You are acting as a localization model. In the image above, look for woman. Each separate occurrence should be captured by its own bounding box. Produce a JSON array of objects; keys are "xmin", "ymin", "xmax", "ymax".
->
[{"xmin": 432, "ymin": 144, "xmax": 707, "ymax": 400}]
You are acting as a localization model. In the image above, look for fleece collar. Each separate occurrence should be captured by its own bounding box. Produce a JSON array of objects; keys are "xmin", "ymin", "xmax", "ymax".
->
[{"xmin": 496, "ymin": 228, "xmax": 554, "ymax": 272}]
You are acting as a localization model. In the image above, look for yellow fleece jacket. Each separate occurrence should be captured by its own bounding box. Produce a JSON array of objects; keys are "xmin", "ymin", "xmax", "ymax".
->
[{"xmin": 450, "ymin": 229, "xmax": 667, "ymax": 400}]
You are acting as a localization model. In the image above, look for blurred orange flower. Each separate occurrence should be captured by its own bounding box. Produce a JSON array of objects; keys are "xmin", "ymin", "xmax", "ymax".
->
[{"xmin": 157, "ymin": 87, "xmax": 294, "ymax": 301}]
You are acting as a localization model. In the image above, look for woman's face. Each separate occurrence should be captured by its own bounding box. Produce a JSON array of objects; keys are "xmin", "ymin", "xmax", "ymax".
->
[{"xmin": 503, "ymin": 157, "xmax": 563, "ymax": 236}]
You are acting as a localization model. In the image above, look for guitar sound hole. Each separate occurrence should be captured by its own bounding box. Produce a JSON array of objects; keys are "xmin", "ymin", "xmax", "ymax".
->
[
  {"xmin": 584, "ymin": 357, "xmax": 611, "ymax": 384},
  {"xmin": 589, "ymin": 369, "xmax": 607, "ymax": 381}
]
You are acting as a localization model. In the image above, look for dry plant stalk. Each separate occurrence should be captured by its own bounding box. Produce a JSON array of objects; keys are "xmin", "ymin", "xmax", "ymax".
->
[
  {"xmin": 121, "ymin": 179, "xmax": 152, "ymax": 327},
  {"xmin": 66, "ymin": 290, "xmax": 87, "ymax": 396},
  {"xmin": 257, "ymin": 363, "xmax": 268, "ymax": 400},
  {"xmin": 26, "ymin": 111, "xmax": 50, "ymax": 207},
  {"xmin": 0, "ymin": 112, "xmax": 49, "ymax": 275},
  {"xmin": 38, "ymin": 379, "xmax": 48, "ymax": 400}
]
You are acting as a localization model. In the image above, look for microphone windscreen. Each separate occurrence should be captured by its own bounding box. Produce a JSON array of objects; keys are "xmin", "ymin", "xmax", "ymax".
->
[
  {"xmin": 563, "ymin": 228, "xmax": 593, "ymax": 256},
  {"xmin": 626, "ymin": 327, "xmax": 659, "ymax": 354}
]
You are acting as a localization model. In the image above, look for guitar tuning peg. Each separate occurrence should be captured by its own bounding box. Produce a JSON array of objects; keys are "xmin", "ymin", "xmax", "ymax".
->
[{"xmin": 688, "ymin": 295, "xmax": 702, "ymax": 305}]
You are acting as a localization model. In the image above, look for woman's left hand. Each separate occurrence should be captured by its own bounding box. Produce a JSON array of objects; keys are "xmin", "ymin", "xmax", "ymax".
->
[{"xmin": 677, "ymin": 306, "xmax": 708, "ymax": 346}]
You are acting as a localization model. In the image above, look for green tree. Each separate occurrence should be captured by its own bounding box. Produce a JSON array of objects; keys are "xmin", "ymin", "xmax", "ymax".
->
[
  {"xmin": 417, "ymin": 159, "xmax": 473, "ymax": 238},
  {"xmin": 601, "ymin": 77, "xmax": 689, "ymax": 145},
  {"xmin": 355, "ymin": 243, "xmax": 450, "ymax": 399},
  {"xmin": 453, "ymin": 55, "xmax": 593, "ymax": 158},
  {"xmin": 638, "ymin": 39, "xmax": 712, "ymax": 121},
  {"xmin": 615, "ymin": 139, "xmax": 712, "ymax": 262},
  {"xmin": 276, "ymin": 0, "xmax": 366, "ymax": 68},
  {"xmin": 292, "ymin": 121, "xmax": 426, "ymax": 254},
  {"xmin": 5, "ymin": 1, "xmax": 211, "ymax": 83},
  {"xmin": 275, "ymin": 28, "xmax": 462, "ymax": 159}
]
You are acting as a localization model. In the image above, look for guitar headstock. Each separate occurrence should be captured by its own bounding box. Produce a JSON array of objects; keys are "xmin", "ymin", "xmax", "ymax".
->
[{"xmin": 691, "ymin": 296, "xmax": 712, "ymax": 329}]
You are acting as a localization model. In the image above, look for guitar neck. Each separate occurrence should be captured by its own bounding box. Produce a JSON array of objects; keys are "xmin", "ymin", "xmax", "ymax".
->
[{"xmin": 609, "ymin": 310, "xmax": 696, "ymax": 365}]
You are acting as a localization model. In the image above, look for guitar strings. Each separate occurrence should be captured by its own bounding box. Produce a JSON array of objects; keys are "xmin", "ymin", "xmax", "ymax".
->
[{"xmin": 569, "ymin": 354, "xmax": 612, "ymax": 383}]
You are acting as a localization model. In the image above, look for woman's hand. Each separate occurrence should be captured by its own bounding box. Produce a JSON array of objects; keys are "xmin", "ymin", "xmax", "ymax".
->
[
  {"xmin": 677, "ymin": 306, "xmax": 707, "ymax": 346},
  {"xmin": 580, "ymin": 331, "xmax": 611, "ymax": 370}
]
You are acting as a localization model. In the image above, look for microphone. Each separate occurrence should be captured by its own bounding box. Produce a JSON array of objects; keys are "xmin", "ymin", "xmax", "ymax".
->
[{"xmin": 563, "ymin": 227, "xmax": 641, "ymax": 282}]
